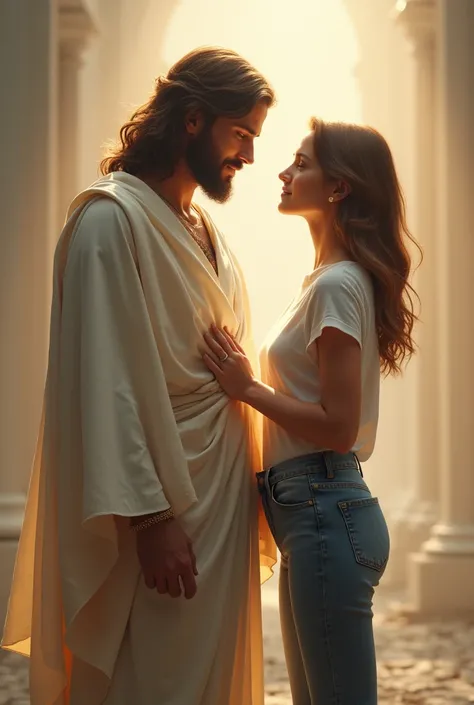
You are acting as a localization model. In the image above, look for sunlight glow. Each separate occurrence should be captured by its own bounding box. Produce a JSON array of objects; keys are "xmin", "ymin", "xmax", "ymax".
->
[{"xmin": 162, "ymin": 0, "xmax": 361, "ymax": 346}]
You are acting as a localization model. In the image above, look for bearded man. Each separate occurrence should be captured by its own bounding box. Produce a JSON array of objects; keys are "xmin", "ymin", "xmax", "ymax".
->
[{"xmin": 2, "ymin": 46, "xmax": 276, "ymax": 705}]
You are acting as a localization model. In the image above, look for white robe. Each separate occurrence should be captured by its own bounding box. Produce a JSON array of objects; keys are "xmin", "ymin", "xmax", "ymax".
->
[{"xmin": 1, "ymin": 173, "xmax": 276, "ymax": 705}]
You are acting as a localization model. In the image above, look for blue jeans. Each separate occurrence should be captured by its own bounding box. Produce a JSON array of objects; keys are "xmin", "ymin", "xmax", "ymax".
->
[{"xmin": 257, "ymin": 451, "xmax": 390, "ymax": 705}]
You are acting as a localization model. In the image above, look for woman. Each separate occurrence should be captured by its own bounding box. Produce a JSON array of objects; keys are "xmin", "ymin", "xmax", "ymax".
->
[{"xmin": 202, "ymin": 117, "xmax": 420, "ymax": 705}]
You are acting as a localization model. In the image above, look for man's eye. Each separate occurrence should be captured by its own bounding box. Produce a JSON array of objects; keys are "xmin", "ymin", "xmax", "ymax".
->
[{"xmin": 237, "ymin": 131, "xmax": 246, "ymax": 140}]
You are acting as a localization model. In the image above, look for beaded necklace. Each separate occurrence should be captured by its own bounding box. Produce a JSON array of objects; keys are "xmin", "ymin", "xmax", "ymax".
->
[{"xmin": 160, "ymin": 195, "xmax": 218, "ymax": 274}]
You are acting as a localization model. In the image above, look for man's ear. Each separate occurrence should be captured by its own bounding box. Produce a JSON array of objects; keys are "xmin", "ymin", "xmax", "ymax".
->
[{"xmin": 185, "ymin": 110, "xmax": 205, "ymax": 136}]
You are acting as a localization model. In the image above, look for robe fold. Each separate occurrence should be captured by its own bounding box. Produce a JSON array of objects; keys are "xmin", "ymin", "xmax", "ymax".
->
[{"xmin": 1, "ymin": 172, "xmax": 276, "ymax": 705}]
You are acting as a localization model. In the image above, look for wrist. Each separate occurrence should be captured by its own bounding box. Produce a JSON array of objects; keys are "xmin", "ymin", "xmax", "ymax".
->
[
  {"xmin": 241, "ymin": 379, "xmax": 271, "ymax": 406},
  {"xmin": 130, "ymin": 507, "xmax": 175, "ymax": 531}
]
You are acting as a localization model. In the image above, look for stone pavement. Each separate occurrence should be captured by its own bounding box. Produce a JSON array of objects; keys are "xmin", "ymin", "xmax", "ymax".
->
[{"xmin": 1, "ymin": 571, "xmax": 474, "ymax": 704}]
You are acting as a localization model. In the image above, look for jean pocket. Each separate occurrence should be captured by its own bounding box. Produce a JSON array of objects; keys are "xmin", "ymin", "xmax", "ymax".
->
[
  {"xmin": 271, "ymin": 474, "xmax": 314, "ymax": 508},
  {"xmin": 338, "ymin": 497, "xmax": 390, "ymax": 572}
]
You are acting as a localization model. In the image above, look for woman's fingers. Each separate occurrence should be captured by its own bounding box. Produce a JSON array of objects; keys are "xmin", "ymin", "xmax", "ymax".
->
[
  {"xmin": 221, "ymin": 328, "xmax": 240, "ymax": 353},
  {"xmin": 223, "ymin": 327, "xmax": 246, "ymax": 355},
  {"xmin": 203, "ymin": 352, "xmax": 223, "ymax": 375},
  {"xmin": 210, "ymin": 324, "xmax": 234, "ymax": 355},
  {"xmin": 203, "ymin": 331, "xmax": 226, "ymax": 362},
  {"xmin": 203, "ymin": 325, "xmax": 247, "ymax": 371}
]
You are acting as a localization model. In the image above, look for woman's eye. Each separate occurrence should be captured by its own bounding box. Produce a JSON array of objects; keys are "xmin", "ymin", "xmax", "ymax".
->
[{"xmin": 296, "ymin": 161, "xmax": 304, "ymax": 170}]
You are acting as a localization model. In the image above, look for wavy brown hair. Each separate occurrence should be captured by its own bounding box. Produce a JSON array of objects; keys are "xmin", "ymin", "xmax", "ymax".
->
[
  {"xmin": 310, "ymin": 117, "xmax": 422, "ymax": 376},
  {"xmin": 100, "ymin": 47, "xmax": 275, "ymax": 178}
]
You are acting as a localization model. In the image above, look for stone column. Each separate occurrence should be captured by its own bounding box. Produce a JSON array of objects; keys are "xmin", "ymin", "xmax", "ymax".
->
[
  {"xmin": 385, "ymin": 0, "xmax": 439, "ymax": 586},
  {"xmin": 58, "ymin": 0, "xmax": 96, "ymax": 229},
  {"xmin": 0, "ymin": 0, "xmax": 58, "ymax": 627},
  {"xmin": 408, "ymin": 0, "xmax": 474, "ymax": 614}
]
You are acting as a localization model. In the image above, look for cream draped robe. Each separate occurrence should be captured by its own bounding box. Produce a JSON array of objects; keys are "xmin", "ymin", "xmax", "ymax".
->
[{"xmin": 1, "ymin": 173, "xmax": 276, "ymax": 705}]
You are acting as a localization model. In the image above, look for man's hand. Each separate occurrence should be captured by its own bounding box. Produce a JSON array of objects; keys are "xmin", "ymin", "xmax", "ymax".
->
[{"xmin": 136, "ymin": 518, "xmax": 198, "ymax": 599}]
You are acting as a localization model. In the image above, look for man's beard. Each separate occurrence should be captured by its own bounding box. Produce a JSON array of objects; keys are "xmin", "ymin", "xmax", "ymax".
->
[{"xmin": 186, "ymin": 125, "xmax": 242, "ymax": 203}]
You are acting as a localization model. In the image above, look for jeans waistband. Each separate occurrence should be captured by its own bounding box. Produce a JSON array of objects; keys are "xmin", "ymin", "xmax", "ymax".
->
[{"xmin": 257, "ymin": 451, "xmax": 362, "ymax": 488}]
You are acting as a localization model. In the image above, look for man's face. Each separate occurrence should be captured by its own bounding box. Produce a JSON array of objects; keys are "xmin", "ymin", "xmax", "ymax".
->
[{"xmin": 186, "ymin": 100, "xmax": 268, "ymax": 203}]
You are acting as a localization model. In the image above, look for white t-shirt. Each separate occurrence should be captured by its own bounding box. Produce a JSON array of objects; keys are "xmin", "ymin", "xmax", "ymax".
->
[{"xmin": 259, "ymin": 261, "xmax": 380, "ymax": 468}]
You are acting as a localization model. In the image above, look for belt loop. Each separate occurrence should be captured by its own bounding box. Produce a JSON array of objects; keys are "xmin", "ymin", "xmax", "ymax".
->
[
  {"xmin": 323, "ymin": 451, "xmax": 335, "ymax": 479},
  {"xmin": 354, "ymin": 453, "xmax": 363, "ymax": 478}
]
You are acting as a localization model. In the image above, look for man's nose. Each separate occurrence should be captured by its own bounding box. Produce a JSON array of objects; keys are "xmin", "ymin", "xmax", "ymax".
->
[{"xmin": 239, "ymin": 142, "xmax": 255, "ymax": 165}]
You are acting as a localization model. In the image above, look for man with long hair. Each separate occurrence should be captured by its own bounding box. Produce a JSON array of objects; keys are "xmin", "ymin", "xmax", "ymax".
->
[{"xmin": 2, "ymin": 47, "xmax": 276, "ymax": 705}]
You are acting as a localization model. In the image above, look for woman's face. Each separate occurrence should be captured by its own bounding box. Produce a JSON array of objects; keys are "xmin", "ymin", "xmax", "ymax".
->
[{"xmin": 278, "ymin": 133, "xmax": 334, "ymax": 216}]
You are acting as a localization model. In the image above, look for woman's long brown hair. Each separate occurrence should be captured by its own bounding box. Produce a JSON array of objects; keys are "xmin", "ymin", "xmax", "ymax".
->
[{"xmin": 311, "ymin": 117, "xmax": 422, "ymax": 376}]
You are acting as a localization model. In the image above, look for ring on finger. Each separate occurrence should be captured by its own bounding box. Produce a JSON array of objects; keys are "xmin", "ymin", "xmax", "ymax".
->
[{"xmin": 219, "ymin": 352, "xmax": 229, "ymax": 363}]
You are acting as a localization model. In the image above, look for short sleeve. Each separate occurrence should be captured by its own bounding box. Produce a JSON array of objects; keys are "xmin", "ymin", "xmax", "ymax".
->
[{"xmin": 305, "ymin": 268, "xmax": 365, "ymax": 350}]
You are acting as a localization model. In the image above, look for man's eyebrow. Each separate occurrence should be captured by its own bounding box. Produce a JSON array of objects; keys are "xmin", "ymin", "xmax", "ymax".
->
[{"xmin": 235, "ymin": 123, "xmax": 260, "ymax": 137}]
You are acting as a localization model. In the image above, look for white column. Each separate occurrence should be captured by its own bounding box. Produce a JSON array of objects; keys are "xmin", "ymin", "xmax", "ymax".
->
[
  {"xmin": 58, "ymin": 0, "xmax": 96, "ymax": 229},
  {"xmin": 408, "ymin": 0, "xmax": 474, "ymax": 614},
  {"xmin": 385, "ymin": 0, "xmax": 439, "ymax": 586},
  {"xmin": 0, "ymin": 0, "xmax": 58, "ymax": 626}
]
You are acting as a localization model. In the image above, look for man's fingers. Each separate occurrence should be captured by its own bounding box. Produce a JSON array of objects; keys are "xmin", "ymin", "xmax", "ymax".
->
[
  {"xmin": 155, "ymin": 574, "xmax": 167, "ymax": 594},
  {"xmin": 166, "ymin": 574, "xmax": 182, "ymax": 599},
  {"xmin": 144, "ymin": 573, "xmax": 156, "ymax": 590},
  {"xmin": 180, "ymin": 567, "xmax": 198, "ymax": 600},
  {"xmin": 189, "ymin": 543, "xmax": 198, "ymax": 576}
]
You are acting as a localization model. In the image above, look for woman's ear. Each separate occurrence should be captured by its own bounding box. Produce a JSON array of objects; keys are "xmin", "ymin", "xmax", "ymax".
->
[{"xmin": 331, "ymin": 181, "xmax": 351, "ymax": 202}]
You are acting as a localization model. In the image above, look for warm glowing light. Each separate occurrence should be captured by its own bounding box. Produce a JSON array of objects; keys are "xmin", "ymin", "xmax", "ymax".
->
[{"xmin": 162, "ymin": 0, "xmax": 361, "ymax": 346}]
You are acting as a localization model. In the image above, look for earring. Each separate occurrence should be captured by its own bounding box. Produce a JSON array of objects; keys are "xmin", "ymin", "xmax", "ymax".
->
[{"xmin": 329, "ymin": 196, "xmax": 334, "ymax": 203}]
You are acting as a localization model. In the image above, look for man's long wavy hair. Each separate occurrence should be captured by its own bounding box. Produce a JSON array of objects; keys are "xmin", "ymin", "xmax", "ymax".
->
[
  {"xmin": 310, "ymin": 118, "xmax": 422, "ymax": 376},
  {"xmin": 100, "ymin": 47, "xmax": 275, "ymax": 178}
]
